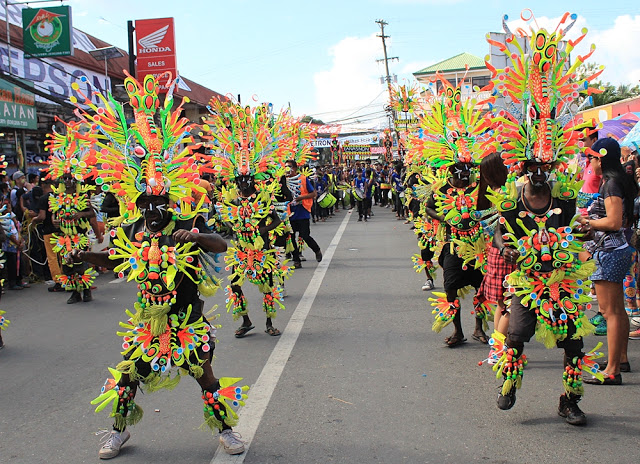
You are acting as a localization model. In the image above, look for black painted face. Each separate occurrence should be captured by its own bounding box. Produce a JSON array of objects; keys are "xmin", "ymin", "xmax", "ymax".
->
[
  {"xmin": 237, "ymin": 175, "xmax": 256, "ymax": 197},
  {"xmin": 524, "ymin": 162, "xmax": 553, "ymax": 187},
  {"xmin": 62, "ymin": 174, "xmax": 75, "ymax": 189},
  {"xmin": 137, "ymin": 195, "xmax": 170, "ymax": 230},
  {"xmin": 450, "ymin": 162, "xmax": 471, "ymax": 182}
]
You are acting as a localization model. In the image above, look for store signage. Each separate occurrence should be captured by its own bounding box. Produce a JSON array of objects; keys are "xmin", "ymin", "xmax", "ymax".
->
[
  {"xmin": 22, "ymin": 6, "xmax": 74, "ymax": 57},
  {"xmin": 0, "ymin": 44, "xmax": 110, "ymax": 106},
  {"xmin": 135, "ymin": 17, "xmax": 177, "ymax": 92},
  {"xmin": 0, "ymin": 78, "xmax": 37, "ymax": 129},
  {"xmin": 311, "ymin": 138, "xmax": 332, "ymax": 148},
  {"xmin": 394, "ymin": 118, "xmax": 418, "ymax": 126},
  {"xmin": 342, "ymin": 144, "xmax": 371, "ymax": 157}
]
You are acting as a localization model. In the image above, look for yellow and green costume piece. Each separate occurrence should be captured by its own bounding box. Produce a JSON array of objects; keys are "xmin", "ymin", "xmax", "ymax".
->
[
  {"xmin": 44, "ymin": 121, "xmax": 99, "ymax": 292},
  {"xmin": 408, "ymin": 69, "xmax": 495, "ymax": 331},
  {"xmin": 199, "ymin": 99, "xmax": 313, "ymax": 320},
  {"xmin": 484, "ymin": 10, "xmax": 606, "ymax": 396},
  {"xmin": 68, "ymin": 72, "xmax": 248, "ymax": 432}
]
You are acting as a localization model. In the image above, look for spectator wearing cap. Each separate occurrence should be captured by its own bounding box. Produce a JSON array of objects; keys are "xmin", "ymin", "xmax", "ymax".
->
[{"xmin": 581, "ymin": 138, "xmax": 638, "ymax": 385}]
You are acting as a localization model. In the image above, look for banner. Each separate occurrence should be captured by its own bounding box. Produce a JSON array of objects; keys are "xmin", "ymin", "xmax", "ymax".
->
[
  {"xmin": 314, "ymin": 124, "xmax": 342, "ymax": 135},
  {"xmin": 339, "ymin": 133, "xmax": 380, "ymax": 145},
  {"xmin": 342, "ymin": 144, "xmax": 371, "ymax": 158},
  {"xmin": 22, "ymin": 6, "xmax": 74, "ymax": 57},
  {"xmin": 0, "ymin": 78, "xmax": 36, "ymax": 129},
  {"xmin": 0, "ymin": 44, "xmax": 110, "ymax": 106},
  {"xmin": 135, "ymin": 17, "xmax": 177, "ymax": 92}
]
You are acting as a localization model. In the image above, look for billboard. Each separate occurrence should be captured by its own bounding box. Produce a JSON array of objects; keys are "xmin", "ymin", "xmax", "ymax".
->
[
  {"xmin": 0, "ymin": 78, "xmax": 37, "ymax": 129},
  {"xmin": 135, "ymin": 17, "xmax": 177, "ymax": 92},
  {"xmin": 22, "ymin": 6, "xmax": 74, "ymax": 57}
]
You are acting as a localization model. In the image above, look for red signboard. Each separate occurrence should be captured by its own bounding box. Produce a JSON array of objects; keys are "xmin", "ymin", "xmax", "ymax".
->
[{"xmin": 135, "ymin": 17, "xmax": 177, "ymax": 92}]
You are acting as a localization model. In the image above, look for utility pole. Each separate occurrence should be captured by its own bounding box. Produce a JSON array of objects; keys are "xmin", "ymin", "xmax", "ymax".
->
[{"xmin": 375, "ymin": 19, "xmax": 399, "ymax": 158}]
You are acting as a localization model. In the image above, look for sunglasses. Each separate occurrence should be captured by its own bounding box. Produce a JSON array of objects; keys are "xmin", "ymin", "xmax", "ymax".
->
[{"xmin": 524, "ymin": 163, "xmax": 554, "ymax": 172}]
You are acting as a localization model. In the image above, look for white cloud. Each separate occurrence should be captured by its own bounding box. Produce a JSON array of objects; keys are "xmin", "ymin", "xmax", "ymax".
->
[
  {"xmin": 312, "ymin": 34, "xmax": 387, "ymax": 119},
  {"xmin": 590, "ymin": 15, "xmax": 640, "ymax": 86},
  {"xmin": 504, "ymin": 13, "xmax": 640, "ymax": 86}
]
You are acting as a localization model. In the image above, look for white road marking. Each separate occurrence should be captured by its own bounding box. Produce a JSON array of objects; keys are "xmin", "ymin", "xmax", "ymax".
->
[{"xmin": 211, "ymin": 212, "xmax": 351, "ymax": 463}]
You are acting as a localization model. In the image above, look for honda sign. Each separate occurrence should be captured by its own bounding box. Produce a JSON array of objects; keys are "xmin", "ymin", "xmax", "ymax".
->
[{"xmin": 134, "ymin": 17, "xmax": 177, "ymax": 92}]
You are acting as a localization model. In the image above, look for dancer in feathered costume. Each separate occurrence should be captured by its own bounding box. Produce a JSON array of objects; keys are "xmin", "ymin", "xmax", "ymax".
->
[
  {"xmin": 409, "ymin": 71, "xmax": 494, "ymax": 347},
  {"xmin": 44, "ymin": 121, "xmax": 103, "ymax": 304},
  {"xmin": 484, "ymin": 10, "xmax": 606, "ymax": 425},
  {"xmin": 199, "ymin": 99, "xmax": 294, "ymax": 338},
  {"xmin": 68, "ymin": 73, "xmax": 248, "ymax": 457}
]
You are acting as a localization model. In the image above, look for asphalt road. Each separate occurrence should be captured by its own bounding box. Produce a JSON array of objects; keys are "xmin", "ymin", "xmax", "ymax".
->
[{"xmin": 1, "ymin": 204, "xmax": 639, "ymax": 464}]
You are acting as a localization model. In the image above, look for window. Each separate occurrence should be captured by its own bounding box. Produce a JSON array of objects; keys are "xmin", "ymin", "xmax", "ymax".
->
[{"xmin": 472, "ymin": 75, "xmax": 491, "ymax": 89}]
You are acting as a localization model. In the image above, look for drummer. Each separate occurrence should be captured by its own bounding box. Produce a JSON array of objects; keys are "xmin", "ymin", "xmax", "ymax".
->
[
  {"xmin": 353, "ymin": 167, "xmax": 374, "ymax": 222},
  {"xmin": 285, "ymin": 159, "xmax": 323, "ymax": 267},
  {"xmin": 315, "ymin": 167, "xmax": 329, "ymax": 222}
]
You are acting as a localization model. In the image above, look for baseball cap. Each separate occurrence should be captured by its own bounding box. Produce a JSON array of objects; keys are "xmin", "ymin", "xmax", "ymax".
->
[{"xmin": 12, "ymin": 171, "xmax": 25, "ymax": 181}]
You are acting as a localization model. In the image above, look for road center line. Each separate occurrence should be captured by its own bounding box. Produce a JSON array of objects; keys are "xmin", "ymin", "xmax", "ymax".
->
[{"xmin": 211, "ymin": 211, "xmax": 351, "ymax": 463}]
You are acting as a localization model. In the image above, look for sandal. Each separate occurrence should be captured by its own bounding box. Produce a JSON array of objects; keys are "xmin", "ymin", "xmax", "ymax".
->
[
  {"xmin": 235, "ymin": 324, "xmax": 255, "ymax": 338},
  {"xmin": 472, "ymin": 333, "xmax": 489, "ymax": 344},
  {"xmin": 265, "ymin": 326, "xmax": 281, "ymax": 336},
  {"xmin": 446, "ymin": 335, "xmax": 467, "ymax": 348}
]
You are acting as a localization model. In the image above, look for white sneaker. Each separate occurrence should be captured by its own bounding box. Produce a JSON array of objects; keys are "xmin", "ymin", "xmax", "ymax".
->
[
  {"xmin": 421, "ymin": 280, "xmax": 434, "ymax": 291},
  {"xmin": 219, "ymin": 429, "xmax": 245, "ymax": 455},
  {"xmin": 98, "ymin": 429, "xmax": 130, "ymax": 459}
]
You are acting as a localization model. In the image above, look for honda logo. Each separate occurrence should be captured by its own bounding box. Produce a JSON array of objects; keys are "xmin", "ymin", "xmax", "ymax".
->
[{"xmin": 138, "ymin": 25, "xmax": 172, "ymax": 53}]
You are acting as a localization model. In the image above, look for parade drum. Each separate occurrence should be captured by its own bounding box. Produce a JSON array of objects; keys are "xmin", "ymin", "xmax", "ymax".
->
[
  {"xmin": 380, "ymin": 183, "xmax": 391, "ymax": 190},
  {"xmin": 317, "ymin": 192, "xmax": 337, "ymax": 208},
  {"xmin": 344, "ymin": 190, "xmax": 352, "ymax": 204},
  {"xmin": 353, "ymin": 188, "xmax": 365, "ymax": 201}
]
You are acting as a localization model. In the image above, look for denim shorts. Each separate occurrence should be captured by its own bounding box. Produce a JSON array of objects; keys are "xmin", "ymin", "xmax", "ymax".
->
[{"xmin": 591, "ymin": 246, "xmax": 634, "ymax": 283}]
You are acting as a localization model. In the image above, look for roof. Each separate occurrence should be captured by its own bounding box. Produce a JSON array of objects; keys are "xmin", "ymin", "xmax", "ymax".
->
[
  {"xmin": 2, "ymin": 17, "xmax": 226, "ymax": 106},
  {"xmin": 413, "ymin": 52, "xmax": 485, "ymax": 75}
]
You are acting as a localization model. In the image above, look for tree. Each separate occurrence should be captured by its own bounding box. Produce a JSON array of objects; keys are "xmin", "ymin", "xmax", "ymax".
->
[
  {"xmin": 575, "ymin": 62, "xmax": 640, "ymax": 107},
  {"xmin": 301, "ymin": 115, "xmax": 325, "ymax": 125}
]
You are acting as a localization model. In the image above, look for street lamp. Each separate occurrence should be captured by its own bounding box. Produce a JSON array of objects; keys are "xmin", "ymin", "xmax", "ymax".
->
[{"xmin": 88, "ymin": 45, "xmax": 123, "ymax": 91}]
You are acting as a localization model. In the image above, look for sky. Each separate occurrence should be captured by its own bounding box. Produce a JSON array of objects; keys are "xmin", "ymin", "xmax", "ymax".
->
[{"xmin": 63, "ymin": 0, "xmax": 640, "ymax": 126}]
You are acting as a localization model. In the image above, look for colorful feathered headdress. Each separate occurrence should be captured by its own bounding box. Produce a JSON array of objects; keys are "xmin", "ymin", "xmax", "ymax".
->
[
  {"xmin": 199, "ymin": 99, "xmax": 314, "ymax": 181},
  {"xmin": 44, "ymin": 119, "xmax": 98, "ymax": 181},
  {"xmin": 485, "ymin": 10, "xmax": 603, "ymax": 172},
  {"xmin": 390, "ymin": 83, "xmax": 420, "ymax": 114},
  {"xmin": 72, "ymin": 72, "xmax": 205, "ymax": 221},
  {"xmin": 409, "ymin": 71, "xmax": 491, "ymax": 169}
]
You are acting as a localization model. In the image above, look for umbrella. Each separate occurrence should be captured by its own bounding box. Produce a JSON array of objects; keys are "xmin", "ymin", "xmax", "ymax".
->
[
  {"xmin": 598, "ymin": 118, "xmax": 637, "ymax": 140},
  {"xmin": 621, "ymin": 120, "xmax": 640, "ymax": 150}
]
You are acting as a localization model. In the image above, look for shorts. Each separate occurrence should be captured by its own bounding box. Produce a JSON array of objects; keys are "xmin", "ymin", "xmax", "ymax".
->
[
  {"xmin": 507, "ymin": 295, "xmax": 584, "ymax": 352},
  {"xmin": 438, "ymin": 244, "xmax": 484, "ymax": 299},
  {"xmin": 591, "ymin": 246, "xmax": 634, "ymax": 283}
]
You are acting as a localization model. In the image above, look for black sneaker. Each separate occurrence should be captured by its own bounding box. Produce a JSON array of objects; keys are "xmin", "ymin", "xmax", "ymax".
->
[
  {"xmin": 293, "ymin": 261, "xmax": 302, "ymax": 269},
  {"xmin": 315, "ymin": 250, "xmax": 323, "ymax": 262},
  {"xmin": 48, "ymin": 283, "xmax": 64, "ymax": 292},
  {"xmin": 558, "ymin": 394, "xmax": 587, "ymax": 426},
  {"xmin": 497, "ymin": 384, "xmax": 517, "ymax": 410},
  {"xmin": 358, "ymin": 217, "xmax": 362, "ymax": 221},
  {"xmin": 67, "ymin": 291, "xmax": 82, "ymax": 304},
  {"xmin": 82, "ymin": 289, "xmax": 93, "ymax": 302}
]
